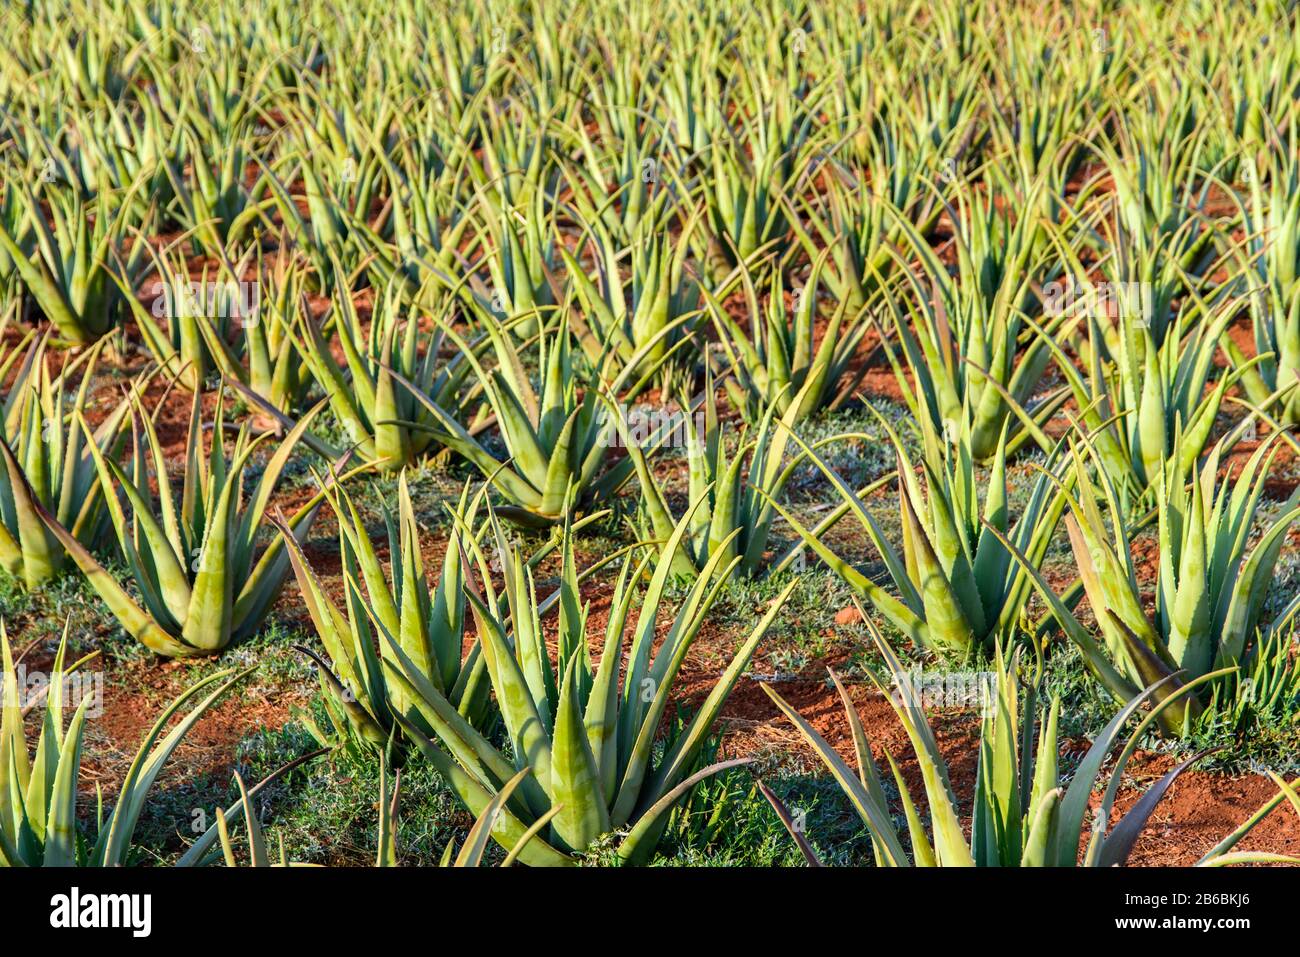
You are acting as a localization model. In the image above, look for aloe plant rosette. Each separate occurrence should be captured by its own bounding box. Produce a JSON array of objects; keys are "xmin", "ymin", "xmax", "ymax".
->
[
  {"xmin": 383, "ymin": 505, "xmax": 797, "ymax": 864},
  {"xmin": 271, "ymin": 476, "xmax": 495, "ymax": 750},
  {"xmin": 0, "ymin": 622, "xmax": 247, "ymax": 866},
  {"xmin": 397, "ymin": 315, "xmax": 663, "ymax": 526},
  {"xmin": 763, "ymin": 616, "xmax": 1250, "ymax": 866},
  {"xmin": 0, "ymin": 337, "xmax": 132, "ymax": 588},
  {"xmin": 34, "ymin": 392, "xmax": 347, "ymax": 657},
  {"xmin": 768, "ymin": 411, "xmax": 1074, "ymax": 658},
  {"xmin": 999, "ymin": 433, "xmax": 1300, "ymax": 735}
]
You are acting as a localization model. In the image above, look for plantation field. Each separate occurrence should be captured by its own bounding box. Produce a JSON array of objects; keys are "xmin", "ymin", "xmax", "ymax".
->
[{"xmin": 0, "ymin": 0, "xmax": 1299, "ymax": 871}]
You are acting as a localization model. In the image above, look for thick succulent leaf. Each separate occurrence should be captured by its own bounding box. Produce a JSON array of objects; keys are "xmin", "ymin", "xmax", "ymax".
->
[
  {"xmin": 757, "ymin": 779, "xmax": 822, "ymax": 866},
  {"xmin": 453, "ymin": 767, "xmax": 531, "ymax": 867},
  {"xmin": 39, "ymin": 696, "xmax": 92, "ymax": 867},
  {"xmin": 97, "ymin": 669, "xmax": 248, "ymax": 865},
  {"xmin": 549, "ymin": 656, "xmax": 609, "ymax": 852},
  {"xmin": 761, "ymin": 682, "xmax": 910, "ymax": 866},
  {"xmin": 863, "ymin": 618, "xmax": 974, "ymax": 866},
  {"xmin": 1097, "ymin": 750, "xmax": 1213, "ymax": 867},
  {"xmin": 30, "ymin": 475, "xmax": 195, "ymax": 656}
]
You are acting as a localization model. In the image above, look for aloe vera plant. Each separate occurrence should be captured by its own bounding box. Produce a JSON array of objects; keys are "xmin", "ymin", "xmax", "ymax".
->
[
  {"xmin": 34, "ymin": 391, "xmax": 347, "ymax": 657},
  {"xmin": 704, "ymin": 251, "xmax": 870, "ymax": 427},
  {"xmin": 397, "ymin": 315, "xmax": 659, "ymax": 527},
  {"xmin": 272, "ymin": 477, "xmax": 493, "ymax": 751},
  {"xmin": 985, "ymin": 33, "xmax": 1093, "ymax": 199},
  {"xmin": 693, "ymin": 72, "xmax": 818, "ymax": 281},
  {"xmin": 877, "ymin": 177, "xmax": 1070, "ymax": 464},
  {"xmin": 358, "ymin": 104, "xmax": 477, "ymax": 296},
  {"xmin": 1035, "ymin": 289, "xmax": 1248, "ymax": 508},
  {"xmin": 275, "ymin": 474, "xmax": 618, "ymax": 751},
  {"xmin": 260, "ymin": 128, "xmax": 386, "ymax": 291},
  {"xmin": 768, "ymin": 413, "xmax": 1073, "ymax": 658},
  {"xmin": 998, "ymin": 434, "xmax": 1300, "ymax": 735},
  {"xmin": 1223, "ymin": 145, "xmax": 1300, "ymax": 426},
  {"xmin": 161, "ymin": 113, "xmax": 276, "ymax": 258},
  {"xmin": 0, "ymin": 337, "xmax": 134, "ymax": 589},
  {"xmin": 622, "ymin": 372, "xmax": 867, "ymax": 579},
  {"xmin": 194, "ymin": 247, "xmax": 315, "ymax": 416},
  {"xmin": 68, "ymin": 90, "xmax": 181, "ymax": 221},
  {"xmin": 294, "ymin": 275, "xmax": 487, "ymax": 473},
  {"xmin": 556, "ymin": 67, "xmax": 664, "ymax": 245},
  {"xmin": 788, "ymin": 116, "xmax": 945, "ymax": 314},
  {"xmin": 421, "ymin": 8, "xmax": 507, "ymax": 141},
  {"xmin": 1074, "ymin": 92, "xmax": 1227, "ymax": 350},
  {"xmin": 0, "ymin": 623, "xmax": 246, "ymax": 866},
  {"xmin": 0, "ymin": 180, "xmax": 31, "ymax": 308},
  {"xmin": 459, "ymin": 113, "xmax": 561, "ymax": 337},
  {"xmin": 561, "ymin": 196, "xmax": 704, "ymax": 394},
  {"xmin": 0, "ymin": 179, "xmax": 150, "ymax": 344},
  {"xmin": 763, "ymin": 617, "xmax": 1244, "ymax": 866},
  {"xmin": 383, "ymin": 506, "xmax": 796, "ymax": 865},
  {"xmin": 119, "ymin": 242, "xmax": 260, "ymax": 392}
]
